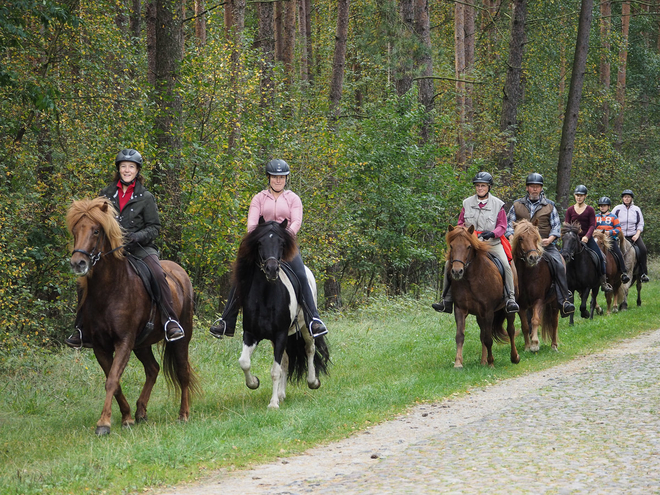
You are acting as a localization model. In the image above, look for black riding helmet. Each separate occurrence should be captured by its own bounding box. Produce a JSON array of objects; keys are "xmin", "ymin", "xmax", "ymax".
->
[
  {"xmin": 621, "ymin": 189, "xmax": 634, "ymax": 198},
  {"xmin": 115, "ymin": 148, "xmax": 143, "ymax": 170},
  {"xmin": 574, "ymin": 184, "xmax": 588, "ymax": 195},
  {"xmin": 526, "ymin": 172, "xmax": 544, "ymax": 185},
  {"xmin": 597, "ymin": 196, "xmax": 612, "ymax": 206},
  {"xmin": 472, "ymin": 171, "xmax": 493, "ymax": 186},
  {"xmin": 265, "ymin": 159, "xmax": 290, "ymax": 176}
]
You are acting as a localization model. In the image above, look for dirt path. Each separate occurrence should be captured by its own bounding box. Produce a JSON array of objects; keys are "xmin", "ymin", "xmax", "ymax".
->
[{"xmin": 157, "ymin": 329, "xmax": 660, "ymax": 494}]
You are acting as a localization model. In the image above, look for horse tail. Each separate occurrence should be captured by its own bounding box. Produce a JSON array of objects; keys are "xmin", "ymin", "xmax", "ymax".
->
[
  {"xmin": 541, "ymin": 303, "xmax": 556, "ymax": 344},
  {"xmin": 286, "ymin": 334, "xmax": 331, "ymax": 382},
  {"xmin": 491, "ymin": 310, "xmax": 509, "ymax": 343}
]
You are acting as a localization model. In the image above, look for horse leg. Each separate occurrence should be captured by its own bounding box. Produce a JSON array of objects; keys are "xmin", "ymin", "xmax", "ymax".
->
[
  {"xmin": 268, "ymin": 333, "xmax": 288, "ymax": 409},
  {"xmin": 477, "ymin": 316, "xmax": 495, "ymax": 367},
  {"xmin": 302, "ymin": 331, "xmax": 321, "ymax": 389},
  {"xmin": 93, "ymin": 344, "xmax": 133, "ymax": 435},
  {"xmin": 168, "ymin": 341, "xmax": 194, "ymax": 422},
  {"xmin": 239, "ymin": 341, "xmax": 260, "ymax": 390},
  {"xmin": 580, "ymin": 289, "xmax": 590, "ymax": 319},
  {"xmin": 589, "ymin": 288, "xmax": 599, "ymax": 319},
  {"xmin": 637, "ymin": 280, "xmax": 642, "ymax": 306},
  {"xmin": 454, "ymin": 310, "xmax": 467, "ymax": 369},
  {"xmin": 506, "ymin": 313, "xmax": 520, "ymax": 364},
  {"xmin": 519, "ymin": 310, "xmax": 532, "ymax": 352},
  {"xmin": 133, "ymin": 347, "xmax": 160, "ymax": 424},
  {"xmin": 529, "ymin": 302, "xmax": 543, "ymax": 353}
]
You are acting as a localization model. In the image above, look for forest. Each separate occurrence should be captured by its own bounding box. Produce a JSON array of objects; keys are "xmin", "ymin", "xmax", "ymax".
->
[{"xmin": 2, "ymin": 0, "xmax": 660, "ymax": 348}]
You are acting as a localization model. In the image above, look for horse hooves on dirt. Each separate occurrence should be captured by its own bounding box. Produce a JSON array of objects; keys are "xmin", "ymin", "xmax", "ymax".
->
[
  {"xmin": 95, "ymin": 425, "xmax": 111, "ymax": 436},
  {"xmin": 308, "ymin": 379, "xmax": 321, "ymax": 390}
]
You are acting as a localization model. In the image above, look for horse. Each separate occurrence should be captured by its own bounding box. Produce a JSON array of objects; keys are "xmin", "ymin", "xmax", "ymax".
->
[
  {"xmin": 619, "ymin": 236, "xmax": 642, "ymax": 310},
  {"xmin": 233, "ymin": 218, "xmax": 330, "ymax": 409},
  {"xmin": 444, "ymin": 225, "xmax": 520, "ymax": 368},
  {"xmin": 511, "ymin": 219, "xmax": 559, "ymax": 352},
  {"xmin": 67, "ymin": 197, "xmax": 198, "ymax": 436},
  {"xmin": 593, "ymin": 230, "xmax": 623, "ymax": 315},
  {"xmin": 560, "ymin": 222, "xmax": 601, "ymax": 323}
]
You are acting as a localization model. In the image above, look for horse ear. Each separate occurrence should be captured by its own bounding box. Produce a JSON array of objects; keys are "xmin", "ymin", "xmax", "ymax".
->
[
  {"xmin": 280, "ymin": 219, "xmax": 288, "ymax": 229},
  {"xmin": 100, "ymin": 201, "xmax": 108, "ymax": 213},
  {"xmin": 448, "ymin": 225, "xmax": 455, "ymax": 232},
  {"xmin": 259, "ymin": 216, "xmax": 265, "ymax": 224},
  {"xmin": 467, "ymin": 225, "xmax": 475, "ymax": 235}
]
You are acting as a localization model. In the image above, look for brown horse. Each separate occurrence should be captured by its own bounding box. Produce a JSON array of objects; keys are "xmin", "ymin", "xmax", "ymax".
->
[
  {"xmin": 67, "ymin": 197, "xmax": 198, "ymax": 436},
  {"xmin": 511, "ymin": 219, "xmax": 559, "ymax": 352},
  {"xmin": 444, "ymin": 225, "xmax": 520, "ymax": 368},
  {"xmin": 593, "ymin": 230, "xmax": 623, "ymax": 315}
]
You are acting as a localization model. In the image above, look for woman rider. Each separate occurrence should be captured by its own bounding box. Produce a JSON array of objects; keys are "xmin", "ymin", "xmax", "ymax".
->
[
  {"xmin": 564, "ymin": 185, "xmax": 613, "ymax": 293},
  {"xmin": 595, "ymin": 196, "xmax": 631, "ymax": 284},
  {"xmin": 612, "ymin": 189, "xmax": 650, "ymax": 282},
  {"xmin": 209, "ymin": 159, "xmax": 328, "ymax": 339},
  {"xmin": 432, "ymin": 171, "xmax": 520, "ymax": 314},
  {"xmin": 65, "ymin": 149, "xmax": 185, "ymax": 348}
]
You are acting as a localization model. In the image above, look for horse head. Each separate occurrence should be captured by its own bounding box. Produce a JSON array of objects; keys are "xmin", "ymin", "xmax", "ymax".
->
[
  {"xmin": 67, "ymin": 197, "xmax": 125, "ymax": 276},
  {"xmin": 560, "ymin": 222, "xmax": 582, "ymax": 262},
  {"xmin": 254, "ymin": 218, "xmax": 295, "ymax": 283},
  {"xmin": 512, "ymin": 219, "xmax": 544, "ymax": 267},
  {"xmin": 446, "ymin": 224, "xmax": 484, "ymax": 280}
]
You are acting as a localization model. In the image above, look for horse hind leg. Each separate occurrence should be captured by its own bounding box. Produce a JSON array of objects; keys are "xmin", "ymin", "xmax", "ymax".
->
[{"xmin": 239, "ymin": 342, "xmax": 260, "ymax": 390}]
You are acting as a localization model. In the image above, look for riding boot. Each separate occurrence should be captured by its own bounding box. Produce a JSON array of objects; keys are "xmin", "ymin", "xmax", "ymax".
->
[
  {"xmin": 210, "ymin": 286, "xmax": 238, "ymax": 339},
  {"xmin": 143, "ymin": 255, "xmax": 185, "ymax": 342},
  {"xmin": 612, "ymin": 248, "xmax": 630, "ymax": 283},
  {"xmin": 551, "ymin": 255, "xmax": 575, "ymax": 317},
  {"xmin": 600, "ymin": 274, "xmax": 613, "ymax": 293},
  {"xmin": 432, "ymin": 262, "xmax": 453, "ymax": 314},
  {"xmin": 289, "ymin": 254, "xmax": 328, "ymax": 338}
]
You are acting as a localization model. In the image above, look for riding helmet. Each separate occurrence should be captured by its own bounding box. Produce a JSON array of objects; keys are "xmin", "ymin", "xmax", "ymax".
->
[
  {"xmin": 115, "ymin": 148, "xmax": 143, "ymax": 169},
  {"xmin": 597, "ymin": 196, "xmax": 612, "ymax": 206},
  {"xmin": 472, "ymin": 171, "xmax": 493, "ymax": 186},
  {"xmin": 526, "ymin": 172, "xmax": 544, "ymax": 185},
  {"xmin": 574, "ymin": 185, "xmax": 588, "ymax": 195},
  {"xmin": 265, "ymin": 159, "xmax": 290, "ymax": 176},
  {"xmin": 621, "ymin": 189, "xmax": 634, "ymax": 198}
]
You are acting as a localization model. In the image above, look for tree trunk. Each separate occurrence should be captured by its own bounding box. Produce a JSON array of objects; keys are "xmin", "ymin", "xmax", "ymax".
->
[
  {"xmin": 464, "ymin": 0, "xmax": 475, "ymax": 159},
  {"xmin": 598, "ymin": 0, "xmax": 611, "ymax": 134},
  {"xmin": 415, "ymin": 0, "xmax": 434, "ymax": 143},
  {"xmin": 304, "ymin": 0, "xmax": 314, "ymax": 84},
  {"xmin": 225, "ymin": 0, "xmax": 246, "ymax": 152},
  {"xmin": 329, "ymin": 0, "xmax": 350, "ymax": 119},
  {"xmin": 256, "ymin": 0, "xmax": 275, "ymax": 107},
  {"xmin": 282, "ymin": 0, "xmax": 296, "ymax": 83},
  {"xmin": 614, "ymin": 1, "xmax": 630, "ymax": 151},
  {"xmin": 275, "ymin": 0, "xmax": 284, "ymax": 62},
  {"xmin": 146, "ymin": 1, "xmax": 157, "ymax": 86},
  {"xmin": 152, "ymin": 0, "xmax": 184, "ymax": 261},
  {"xmin": 455, "ymin": 0, "xmax": 466, "ymax": 167},
  {"xmin": 395, "ymin": 0, "xmax": 414, "ymax": 96},
  {"xmin": 194, "ymin": 0, "xmax": 207, "ymax": 45},
  {"xmin": 130, "ymin": 0, "xmax": 141, "ymax": 41},
  {"xmin": 556, "ymin": 0, "xmax": 593, "ymax": 210},
  {"xmin": 498, "ymin": 0, "xmax": 527, "ymax": 172}
]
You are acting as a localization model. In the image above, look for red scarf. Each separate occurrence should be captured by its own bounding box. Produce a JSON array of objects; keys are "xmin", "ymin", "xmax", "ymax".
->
[{"xmin": 117, "ymin": 180, "xmax": 135, "ymax": 212}]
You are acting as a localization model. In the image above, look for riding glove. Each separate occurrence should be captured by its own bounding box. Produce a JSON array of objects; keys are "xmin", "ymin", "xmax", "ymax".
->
[{"xmin": 480, "ymin": 231, "xmax": 495, "ymax": 240}]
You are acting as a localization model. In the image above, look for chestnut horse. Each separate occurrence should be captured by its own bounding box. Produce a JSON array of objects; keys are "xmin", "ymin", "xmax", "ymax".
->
[
  {"xmin": 67, "ymin": 197, "xmax": 198, "ymax": 435},
  {"xmin": 444, "ymin": 225, "xmax": 520, "ymax": 368},
  {"xmin": 511, "ymin": 220, "xmax": 559, "ymax": 352},
  {"xmin": 593, "ymin": 230, "xmax": 623, "ymax": 315}
]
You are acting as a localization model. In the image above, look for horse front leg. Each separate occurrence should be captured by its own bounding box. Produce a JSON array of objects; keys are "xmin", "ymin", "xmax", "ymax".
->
[
  {"xmin": 589, "ymin": 288, "xmax": 599, "ymax": 319},
  {"xmin": 93, "ymin": 343, "xmax": 133, "ymax": 435},
  {"xmin": 268, "ymin": 334, "xmax": 288, "ymax": 409},
  {"xmin": 580, "ymin": 289, "xmax": 590, "ymax": 319},
  {"xmin": 239, "ymin": 340, "xmax": 260, "ymax": 390},
  {"xmin": 519, "ymin": 309, "xmax": 532, "ymax": 352},
  {"xmin": 454, "ymin": 309, "xmax": 468, "ymax": 369},
  {"xmin": 477, "ymin": 315, "xmax": 495, "ymax": 367},
  {"xmin": 133, "ymin": 347, "xmax": 160, "ymax": 424},
  {"xmin": 506, "ymin": 313, "xmax": 520, "ymax": 364},
  {"xmin": 302, "ymin": 331, "xmax": 320, "ymax": 389},
  {"xmin": 529, "ymin": 302, "xmax": 543, "ymax": 353}
]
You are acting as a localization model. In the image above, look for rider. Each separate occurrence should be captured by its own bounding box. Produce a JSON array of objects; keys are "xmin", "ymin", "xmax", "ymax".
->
[
  {"xmin": 612, "ymin": 190, "xmax": 650, "ymax": 283},
  {"xmin": 505, "ymin": 172, "xmax": 576, "ymax": 316},
  {"xmin": 209, "ymin": 159, "xmax": 328, "ymax": 339},
  {"xmin": 432, "ymin": 171, "xmax": 520, "ymax": 314},
  {"xmin": 595, "ymin": 196, "xmax": 631, "ymax": 284},
  {"xmin": 65, "ymin": 148, "xmax": 185, "ymax": 348},
  {"xmin": 565, "ymin": 185, "xmax": 613, "ymax": 293}
]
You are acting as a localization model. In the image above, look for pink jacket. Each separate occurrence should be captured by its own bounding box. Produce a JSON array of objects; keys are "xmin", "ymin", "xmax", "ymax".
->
[{"xmin": 247, "ymin": 189, "xmax": 303, "ymax": 235}]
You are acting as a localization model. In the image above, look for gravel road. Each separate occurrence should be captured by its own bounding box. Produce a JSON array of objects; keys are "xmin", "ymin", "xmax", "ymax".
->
[{"xmin": 158, "ymin": 329, "xmax": 660, "ymax": 494}]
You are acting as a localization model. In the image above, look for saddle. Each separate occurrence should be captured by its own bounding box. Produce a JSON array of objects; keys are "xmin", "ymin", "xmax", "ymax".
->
[
  {"xmin": 126, "ymin": 254, "xmax": 161, "ymax": 345},
  {"xmin": 583, "ymin": 243, "xmax": 602, "ymax": 269}
]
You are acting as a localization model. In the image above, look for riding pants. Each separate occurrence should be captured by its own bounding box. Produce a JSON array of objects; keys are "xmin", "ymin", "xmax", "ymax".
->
[
  {"xmin": 586, "ymin": 237, "xmax": 607, "ymax": 276},
  {"xmin": 626, "ymin": 236, "xmax": 648, "ymax": 276},
  {"xmin": 142, "ymin": 254, "xmax": 179, "ymax": 324},
  {"xmin": 544, "ymin": 244, "xmax": 572, "ymax": 306},
  {"xmin": 609, "ymin": 238, "xmax": 628, "ymax": 276}
]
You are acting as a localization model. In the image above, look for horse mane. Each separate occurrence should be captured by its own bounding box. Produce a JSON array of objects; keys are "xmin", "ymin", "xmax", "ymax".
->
[
  {"xmin": 233, "ymin": 220, "xmax": 299, "ymax": 292},
  {"xmin": 511, "ymin": 219, "xmax": 544, "ymax": 257},
  {"xmin": 561, "ymin": 221, "xmax": 581, "ymax": 236},
  {"xmin": 593, "ymin": 229, "xmax": 612, "ymax": 250},
  {"xmin": 445, "ymin": 225, "xmax": 490, "ymax": 260},
  {"xmin": 66, "ymin": 197, "xmax": 126, "ymax": 260}
]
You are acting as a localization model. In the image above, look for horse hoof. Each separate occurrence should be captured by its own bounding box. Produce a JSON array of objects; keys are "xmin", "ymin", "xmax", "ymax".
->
[
  {"xmin": 95, "ymin": 425, "xmax": 111, "ymax": 436},
  {"xmin": 596, "ymin": 307, "xmax": 604, "ymax": 316},
  {"xmin": 267, "ymin": 403, "xmax": 280, "ymax": 410},
  {"xmin": 530, "ymin": 345, "xmax": 539, "ymax": 353},
  {"xmin": 308, "ymin": 379, "xmax": 321, "ymax": 390},
  {"xmin": 122, "ymin": 419, "xmax": 135, "ymax": 428},
  {"xmin": 581, "ymin": 311, "xmax": 590, "ymax": 319},
  {"xmin": 551, "ymin": 345, "xmax": 559, "ymax": 352},
  {"xmin": 135, "ymin": 415, "xmax": 148, "ymax": 424},
  {"xmin": 511, "ymin": 355, "xmax": 521, "ymax": 364},
  {"xmin": 247, "ymin": 377, "xmax": 260, "ymax": 390}
]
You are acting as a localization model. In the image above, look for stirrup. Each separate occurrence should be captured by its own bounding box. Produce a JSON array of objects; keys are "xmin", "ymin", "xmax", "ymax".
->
[
  {"xmin": 209, "ymin": 318, "xmax": 227, "ymax": 339},
  {"xmin": 309, "ymin": 318, "xmax": 328, "ymax": 338},
  {"xmin": 164, "ymin": 318, "xmax": 185, "ymax": 342},
  {"xmin": 65, "ymin": 327, "xmax": 84, "ymax": 350}
]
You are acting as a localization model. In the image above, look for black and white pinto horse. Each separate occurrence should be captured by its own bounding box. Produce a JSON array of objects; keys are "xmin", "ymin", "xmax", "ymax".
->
[{"xmin": 234, "ymin": 218, "xmax": 330, "ymax": 409}]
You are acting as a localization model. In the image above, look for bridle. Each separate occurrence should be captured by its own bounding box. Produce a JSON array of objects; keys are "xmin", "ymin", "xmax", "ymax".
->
[
  {"xmin": 561, "ymin": 231, "xmax": 583, "ymax": 262},
  {"xmin": 72, "ymin": 227, "xmax": 124, "ymax": 267},
  {"xmin": 449, "ymin": 240, "xmax": 474, "ymax": 270}
]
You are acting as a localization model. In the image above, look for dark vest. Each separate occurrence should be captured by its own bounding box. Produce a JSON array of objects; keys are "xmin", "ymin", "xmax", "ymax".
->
[{"xmin": 513, "ymin": 201, "xmax": 555, "ymax": 239}]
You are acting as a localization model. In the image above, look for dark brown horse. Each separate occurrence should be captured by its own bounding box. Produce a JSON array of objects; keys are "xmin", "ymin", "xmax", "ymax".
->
[
  {"xmin": 67, "ymin": 197, "xmax": 198, "ymax": 435},
  {"xmin": 511, "ymin": 219, "xmax": 559, "ymax": 352},
  {"xmin": 444, "ymin": 225, "xmax": 520, "ymax": 368}
]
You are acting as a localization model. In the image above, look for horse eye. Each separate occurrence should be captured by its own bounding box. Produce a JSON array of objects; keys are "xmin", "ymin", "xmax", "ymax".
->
[{"xmin": 93, "ymin": 229, "xmax": 100, "ymax": 236}]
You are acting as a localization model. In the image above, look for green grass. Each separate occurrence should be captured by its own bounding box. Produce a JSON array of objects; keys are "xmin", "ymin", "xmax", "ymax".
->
[{"xmin": 1, "ymin": 277, "xmax": 659, "ymax": 494}]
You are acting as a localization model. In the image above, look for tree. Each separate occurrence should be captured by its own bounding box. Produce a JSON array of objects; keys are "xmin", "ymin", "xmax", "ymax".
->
[
  {"xmin": 556, "ymin": 0, "xmax": 594, "ymax": 210},
  {"xmin": 598, "ymin": 0, "xmax": 611, "ymax": 134},
  {"xmin": 614, "ymin": 1, "xmax": 630, "ymax": 150},
  {"xmin": 329, "ymin": 0, "xmax": 350, "ymax": 119}
]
